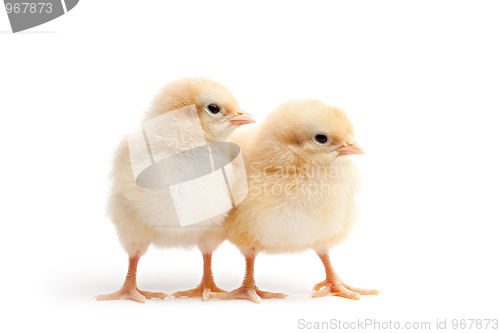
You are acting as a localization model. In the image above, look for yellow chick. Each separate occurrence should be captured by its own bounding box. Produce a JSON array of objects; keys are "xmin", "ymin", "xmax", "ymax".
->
[
  {"xmin": 96, "ymin": 77, "xmax": 255, "ymax": 303},
  {"xmin": 210, "ymin": 99, "xmax": 379, "ymax": 303}
]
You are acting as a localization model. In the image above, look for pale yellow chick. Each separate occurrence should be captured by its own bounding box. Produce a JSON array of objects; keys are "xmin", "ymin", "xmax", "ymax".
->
[
  {"xmin": 210, "ymin": 99, "xmax": 379, "ymax": 303},
  {"xmin": 96, "ymin": 77, "xmax": 254, "ymax": 303}
]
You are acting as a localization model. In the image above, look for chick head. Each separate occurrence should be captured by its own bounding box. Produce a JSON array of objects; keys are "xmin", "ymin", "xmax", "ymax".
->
[
  {"xmin": 147, "ymin": 77, "xmax": 254, "ymax": 141},
  {"xmin": 262, "ymin": 99, "xmax": 364, "ymax": 164}
]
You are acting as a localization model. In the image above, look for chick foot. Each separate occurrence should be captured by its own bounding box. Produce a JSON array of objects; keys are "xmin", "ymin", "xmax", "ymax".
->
[
  {"xmin": 173, "ymin": 252, "xmax": 226, "ymax": 301},
  {"xmin": 96, "ymin": 287, "xmax": 167, "ymax": 303},
  {"xmin": 173, "ymin": 282, "xmax": 225, "ymax": 301},
  {"xmin": 312, "ymin": 280, "xmax": 379, "ymax": 300},
  {"xmin": 313, "ymin": 251, "xmax": 379, "ymax": 300},
  {"xmin": 96, "ymin": 255, "xmax": 167, "ymax": 303},
  {"xmin": 207, "ymin": 250, "xmax": 287, "ymax": 303},
  {"xmin": 209, "ymin": 286, "xmax": 287, "ymax": 304}
]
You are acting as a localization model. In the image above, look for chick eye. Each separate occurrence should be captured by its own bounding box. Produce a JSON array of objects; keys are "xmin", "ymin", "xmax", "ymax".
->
[
  {"xmin": 205, "ymin": 104, "xmax": 220, "ymax": 115},
  {"xmin": 313, "ymin": 133, "xmax": 329, "ymax": 145}
]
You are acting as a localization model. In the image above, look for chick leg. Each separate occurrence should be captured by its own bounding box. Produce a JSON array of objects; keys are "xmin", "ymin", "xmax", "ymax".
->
[
  {"xmin": 208, "ymin": 251, "xmax": 287, "ymax": 304},
  {"xmin": 312, "ymin": 251, "xmax": 379, "ymax": 300},
  {"xmin": 173, "ymin": 252, "xmax": 226, "ymax": 301},
  {"xmin": 96, "ymin": 255, "xmax": 167, "ymax": 303}
]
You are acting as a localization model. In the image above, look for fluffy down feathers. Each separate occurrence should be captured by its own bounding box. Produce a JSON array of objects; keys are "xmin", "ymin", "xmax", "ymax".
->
[
  {"xmin": 225, "ymin": 99, "xmax": 362, "ymax": 254},
  {"xmin": 108, "ymin": 77, "xmax": 249, "ymax": 257}
]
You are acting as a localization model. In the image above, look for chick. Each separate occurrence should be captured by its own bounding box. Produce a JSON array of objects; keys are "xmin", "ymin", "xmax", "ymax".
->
[
  {"xmin": 210, "ymin": 99, "xmax": 379, "ymax": 303},
  {"xmin": 96, "ymin": 77, "xmax": 255, "ymax": 303}
]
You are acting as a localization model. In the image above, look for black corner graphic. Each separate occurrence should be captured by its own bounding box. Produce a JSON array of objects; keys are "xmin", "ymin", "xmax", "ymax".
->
[{"xmin": 4, "ymin": 0, "xmax": 79, "ymax": 33}]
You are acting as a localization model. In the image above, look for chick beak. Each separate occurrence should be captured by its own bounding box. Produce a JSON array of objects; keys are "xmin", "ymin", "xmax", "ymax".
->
[
  {"xmin": 230, "ymin": 109, "xmax": 256, "ymax": 126},
  {"xmin": 336, "ymin": 141, "xmax": 365, "ymax": 156}
]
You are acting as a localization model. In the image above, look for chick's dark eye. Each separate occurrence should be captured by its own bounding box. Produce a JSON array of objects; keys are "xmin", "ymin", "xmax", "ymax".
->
[
  {"xmin": 206, "ymin": 104, "xmax": 220, "ymax": 114},
  {"xmin": 313, "ymin": 133, "xmax": 329, "ymax": 145}
]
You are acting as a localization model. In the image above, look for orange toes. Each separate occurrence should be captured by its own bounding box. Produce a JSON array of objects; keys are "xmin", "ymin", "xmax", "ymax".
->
[
  {"xmin": 208, "ymin": 286, "xmax": 287, "ymax": 303},
  {"xmin": 96, "ymin": 287, "xmax": 147, "ymax": 303},
  {"xmin": 137, "ymin": 288, "xmax": 168, "ymax": 299},
  {"xmin": 312, "ymin": 281, "xmax": 378, "ymax": 300},
  {"xmin": 174, "ymin": 283, "xmax": 226, "ymax": 301}
]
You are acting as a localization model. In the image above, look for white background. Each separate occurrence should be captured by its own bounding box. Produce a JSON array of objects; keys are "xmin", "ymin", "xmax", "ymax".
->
[{"xmin": 1, "ymin": 1, "xmax": 499, "ymax": 332}]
